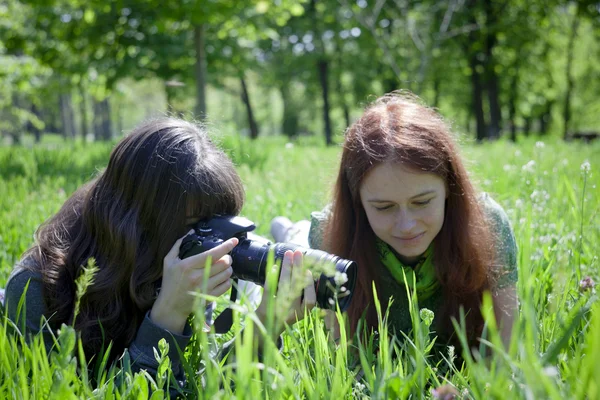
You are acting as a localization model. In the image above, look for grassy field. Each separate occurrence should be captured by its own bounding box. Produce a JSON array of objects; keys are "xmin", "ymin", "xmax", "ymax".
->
[{"xmin": 0, "ymin": 135, "xmax": 599, "ymax": 399}]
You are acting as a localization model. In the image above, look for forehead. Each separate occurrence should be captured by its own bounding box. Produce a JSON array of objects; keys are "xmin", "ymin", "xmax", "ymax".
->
[{"xmin": 359, "ymin": 162, "xmax": 445, "ymax": 200}]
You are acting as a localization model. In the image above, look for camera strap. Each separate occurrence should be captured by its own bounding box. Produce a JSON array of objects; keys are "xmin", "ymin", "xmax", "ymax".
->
[{"xmin": 212, "ymin": 278, "xmax": 238, "ymax": 334}]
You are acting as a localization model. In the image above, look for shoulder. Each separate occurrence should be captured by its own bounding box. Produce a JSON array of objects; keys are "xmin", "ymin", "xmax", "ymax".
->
[
  {"xmin": 5, "ymin": 257, "xmax": 47, "ymax": 328},
  {"xmin": 478, "ymin": 193, "xmax": 516, "ymax": 250},
  {"xmin": 478, "ymin": 193, "xmax": 518, "ymax": 289},
  {"xmin": 479, "ymin": 193, "xmax": 511, "ymax": 227},
  {"xmin": 6, "ymin": 257, "xmax": 43, "ymax": 293}
]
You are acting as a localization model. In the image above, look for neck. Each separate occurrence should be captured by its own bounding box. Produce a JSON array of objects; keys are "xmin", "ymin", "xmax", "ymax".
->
[{"xmin": 390, "ymin": 248, "xmax": 422, "ymax": 267}]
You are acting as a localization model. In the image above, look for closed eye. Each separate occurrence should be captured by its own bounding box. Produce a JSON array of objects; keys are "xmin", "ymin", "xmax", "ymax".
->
[
  {"xmin": 413, "ymin": 199, "xmax": 432, "ymax": 206},
  {"xmin": 374, "ymin": 204, "xmax": 394, "ymax": 211}
]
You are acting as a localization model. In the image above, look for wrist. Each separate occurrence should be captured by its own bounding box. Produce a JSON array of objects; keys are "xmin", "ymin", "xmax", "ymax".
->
[{"xmin": 150, "ymin": 300, "xmax": 188, "ymax": 334}]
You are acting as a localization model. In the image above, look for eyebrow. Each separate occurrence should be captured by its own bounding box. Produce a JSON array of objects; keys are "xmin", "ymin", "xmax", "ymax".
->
[{"xmin": 368, "ymin": 190, "xmax": 437, "ymax": 202}]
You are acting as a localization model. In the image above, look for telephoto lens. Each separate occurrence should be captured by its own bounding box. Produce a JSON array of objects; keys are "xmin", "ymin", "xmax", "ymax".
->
[{"xmin": 232, "ymin": 240, "xmax": 357, "ymax": 311}]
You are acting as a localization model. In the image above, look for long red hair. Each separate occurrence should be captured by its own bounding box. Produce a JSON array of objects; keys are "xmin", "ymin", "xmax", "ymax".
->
[{"xmin": 323, "ymin": 92, "xmax": 494, "ymax": 345}]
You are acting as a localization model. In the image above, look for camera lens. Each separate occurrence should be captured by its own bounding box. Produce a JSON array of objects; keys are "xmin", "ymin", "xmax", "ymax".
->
[{"xmin": 230, "ymin": 240, "xmax": 357, "ymax": 311}]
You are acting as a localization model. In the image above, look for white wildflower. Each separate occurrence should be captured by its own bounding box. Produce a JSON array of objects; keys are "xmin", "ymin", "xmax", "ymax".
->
[
  {"xmin": 333, "ymin": 271, "xmax": 348, "ymax": 285},
  {"xmin": 522, "ymin": 160, "xmax": 536, "ymax": 173},
  {"xmin": 535, "ymin": 141, "xmax": 545, "ymax": 148},
  {"xmin": 581, "ymin": 160, "xmax": 591, "ymax": 173},
  {"xmin": 515, "ymin": 199, "xmax": 524, "ymax": 208}
]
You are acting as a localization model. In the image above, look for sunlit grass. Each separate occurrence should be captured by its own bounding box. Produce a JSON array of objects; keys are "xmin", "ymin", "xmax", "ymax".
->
[{"xmin": 0, "ymin": 136, "xmax": 598, "ymax": 398}]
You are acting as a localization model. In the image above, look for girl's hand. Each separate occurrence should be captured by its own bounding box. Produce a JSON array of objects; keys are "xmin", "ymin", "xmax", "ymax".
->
[
  {"xmin": 150, "ymin": 231, "xmax": 239, "ymax": 334},
  {"xmin": 256, "ymin": 250, "xmax": 316, "ymax": 335}
]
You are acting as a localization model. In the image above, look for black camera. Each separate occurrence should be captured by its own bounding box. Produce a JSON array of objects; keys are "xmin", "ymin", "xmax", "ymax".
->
[{"xmin": 179, "ymin": 215, "xmax": 357, "ymax": 311}]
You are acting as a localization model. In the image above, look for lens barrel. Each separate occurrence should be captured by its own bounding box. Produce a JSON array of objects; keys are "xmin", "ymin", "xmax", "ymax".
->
[{"xmin": 230, "ymin": 240, "xmax": 357, "ymax": 312}]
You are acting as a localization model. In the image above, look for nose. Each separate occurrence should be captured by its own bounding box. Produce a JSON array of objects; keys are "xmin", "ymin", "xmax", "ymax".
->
[{"xmin": 394, "ymin": 208, "xmax": 417, "ymax": 233}]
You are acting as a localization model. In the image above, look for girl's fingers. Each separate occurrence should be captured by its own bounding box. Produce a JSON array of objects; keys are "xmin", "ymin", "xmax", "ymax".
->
[
  {"xmin": 302, "ymin": 270, "xmax": 317, "ymax": 310},
  {"xmin": 184, "ymin": 238, "xmax": 238, "ymax": 270},
  {"xmin": 205, "ymin": 266, "xmax": 233, "ymax": 290},
  {"xmin": 210, "ymin": 278, "xmax": 233, "ymax": 297},
  {"xmin": 279, "ymin": 250, "xmax": 294, "ymax": 292},
  {"xmin": 210, "ymin": 255, "xmax": 233, "ymax": 276}
]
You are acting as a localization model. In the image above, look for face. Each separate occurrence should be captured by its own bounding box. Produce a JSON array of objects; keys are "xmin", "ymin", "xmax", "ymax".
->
[{"xmin": 359, "ymin": 162, "xmax": 447, "ymax": 265}]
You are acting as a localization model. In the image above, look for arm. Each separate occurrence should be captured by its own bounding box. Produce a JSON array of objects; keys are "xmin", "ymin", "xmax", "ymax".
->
[
  {"xmin": 492, "ymin": 284, "xmax": 517, "ymax": 348},
  {"xmin": 481, "ymin": 194, "xmax": 519, "ymax": 348},
  {"xmin": 5, "ymin": 268, "xmax": 193, "ymax": 383},
  {"xmin": 5, "ymin": 269, "xmax": 56, "ymax": 353}
]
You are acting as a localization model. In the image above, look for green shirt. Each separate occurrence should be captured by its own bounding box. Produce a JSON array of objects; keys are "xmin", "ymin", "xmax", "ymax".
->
[{"xmin": 308, "ymin": 193, "xmax": 518, "ymax": 336}]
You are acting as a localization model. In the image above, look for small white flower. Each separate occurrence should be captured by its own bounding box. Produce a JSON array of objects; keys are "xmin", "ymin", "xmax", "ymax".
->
[
  {"xmin": 515, "ymin": 199, "xmax": 524, "ymax": 208},
  {"xmin": 285, "ymin": 142, "xmax": 294, "ymax": 149},
  {"xmin": 581, "ymin": 160, "xmax": 591, "ymax": 173},
  {"xmin": 535, "ymin": 141, "xmax": 545, "ymax": 148},
  {"xmin": 522, "ymin": 160, "xmax": 536, "ymax": 173},
  {"xmin": 333, "ymin": 271, "xmax": 348, "ymax": 285}
]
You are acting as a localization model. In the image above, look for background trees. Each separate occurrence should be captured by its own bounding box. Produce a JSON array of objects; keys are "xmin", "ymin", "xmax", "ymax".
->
[{"xmin": 1, "ymin": 0, "xmax": 598, "ymax": 145}]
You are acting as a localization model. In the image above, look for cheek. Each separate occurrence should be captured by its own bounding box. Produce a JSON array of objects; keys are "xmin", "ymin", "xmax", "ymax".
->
[
  {"xmin": 423, "ymin": 202, "xmax": 446, "ymax": 230},
  {"xmin": 364, "ymin": 209, "xmax": 390, "ymax": 235}
]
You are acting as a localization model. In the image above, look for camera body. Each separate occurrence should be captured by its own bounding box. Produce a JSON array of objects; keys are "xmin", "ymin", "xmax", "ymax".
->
[{"xmin": 179, "ymin": 215, "xmax": 356, "ymax": 311}]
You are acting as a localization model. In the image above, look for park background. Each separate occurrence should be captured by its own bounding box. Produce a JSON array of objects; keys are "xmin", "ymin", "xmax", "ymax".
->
[{"xmin": 1, "ymin": 0, "xmax": 600, "ymax": 399}]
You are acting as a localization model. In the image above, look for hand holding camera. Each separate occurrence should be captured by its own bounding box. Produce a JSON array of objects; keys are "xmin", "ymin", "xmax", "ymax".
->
[
  {"xmin": 255, "ymin": 249, "xmax": 317, "ymax": 331},
  {"xmin": 149, "ymin": 233, "xmax": 239, "ymax": 334}
]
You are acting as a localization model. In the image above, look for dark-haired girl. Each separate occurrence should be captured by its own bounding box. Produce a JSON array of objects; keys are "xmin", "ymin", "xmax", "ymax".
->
[
  {"xmin": 272, "ymin": 92, "xmax": 518, "ymax": 349},
  {"xmin": 5, "ymin": 118, "xmax": 315, "ymax": 383}
]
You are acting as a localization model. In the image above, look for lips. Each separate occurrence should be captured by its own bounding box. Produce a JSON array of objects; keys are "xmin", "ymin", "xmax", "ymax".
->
[{"xmin": 396, "ymin": 232, "xmax": 425, "ymax": 241}]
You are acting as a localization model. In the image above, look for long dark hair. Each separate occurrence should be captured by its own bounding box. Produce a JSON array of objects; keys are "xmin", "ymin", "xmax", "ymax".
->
[
  {"xmin": 324, "ymin": 92, "xmax": 494, "ymax": 344},
  {"xmin": 24, "ymin": 118, "xmax": 245, "ymax": 361}
]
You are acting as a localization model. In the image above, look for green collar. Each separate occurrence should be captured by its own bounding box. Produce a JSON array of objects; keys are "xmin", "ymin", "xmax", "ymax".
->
[{"xmin": 376, "ymin": 238, "xmax": 439, "ymax": 301}]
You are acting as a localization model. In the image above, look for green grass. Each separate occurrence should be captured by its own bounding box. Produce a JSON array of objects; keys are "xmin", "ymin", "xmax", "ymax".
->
[{"xmin": 0, "ymin": 136, "xmax": 599, "ymax": 399}]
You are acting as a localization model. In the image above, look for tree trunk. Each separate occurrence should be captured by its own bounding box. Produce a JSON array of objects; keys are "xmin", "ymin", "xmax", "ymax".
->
[
  {"xmin": 469, "ymin": 55, "xmax": 487, "ymax": 142},
  {"xmin": 115, "ymin": 98, "xmax": 123, "ymax": 137},
  {"xmin": 79, "ymin": 83, "xmax": 89, "ymax": 140},
  {"xmin": 59, "ymin": 92, "xmax": 76, "ymax": 139},
  {"xmin": 29, "ymin": 103, "xmax": 42, "ymax": 143},
  {"xmin": 484, "ymin": 1, "xmax": 501, "ymax": 140},
  {"xmin": 563, "ymin": 9, "xmax": 579, "ymax": 140},
  {"xmin": 194, "ymin": 24, "xmax": 208, "ymax": 119},
  {"xmin": 432, "ymin": 76, "xmax": 441, "ymax": 108},
  {"xmin": 540, "ymin": 100, "xmax": 553, "ymax": 135},
  {"xmin": 93, "ymin": 97, "xmax": 113, "ymax": 141},
  {"xmin": 318, "ymin": 59, "xmax": 333, "ymax": 146},
  {"xmin": 333, "ymin": 51, "xmax": 351, "ymax": 129},
  {"xmin": 383, "ymin": 75, "xmax": 398, "ymax": 94},
  {"xmin": 280, "ymin": 84, "xmax": 298, "ymax": 138},
  {"xmin": 508, "ymin": 65, "xmax": 519, "ymax": 143},
  {"xmin": 343, "ymin": 101, "xmax": 350, "ymax": 130},
  {"xmin": 240, "ymin": 74, "xmax": 259, "ymax": 139},
  {"xmin": 165, "ymin": 83, "xmax": 176, "ymax": 115},
  {"xmin": 524, "ymin": 117, "xmax": 531, "ymax": 137}
]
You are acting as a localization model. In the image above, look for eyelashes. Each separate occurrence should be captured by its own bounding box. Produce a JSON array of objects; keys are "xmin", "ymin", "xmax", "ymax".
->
[{"xmin": 373, "ymin": 198, "xmax": 432, "ymax": 211}]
